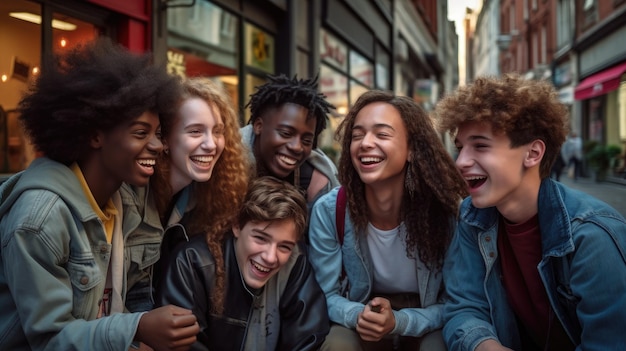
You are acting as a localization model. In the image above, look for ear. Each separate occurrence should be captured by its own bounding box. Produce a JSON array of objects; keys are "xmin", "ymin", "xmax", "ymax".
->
[
  {"xmin": 523, "ymin": 139, "xmax": 545, "ymax": 168},
  {"xmin": 253, "ymin": 118, "xmax": 263, "ymax": 135},
  {"xmin": 232, "ymin": 224, "xmax": 241, "ymax": 238},
  {"xmin": 89, "ymin": 131, "xmax": 105, "ymax": 149}
]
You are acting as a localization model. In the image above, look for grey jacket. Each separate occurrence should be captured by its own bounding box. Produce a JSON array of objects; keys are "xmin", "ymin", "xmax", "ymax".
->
[
  {"xmin": 0, "ymin": 157, "xmax": 157, "ymax": 350},
  {"xmin": 240, "ymin": 124, "xmax": 339, "ymax": 209}
]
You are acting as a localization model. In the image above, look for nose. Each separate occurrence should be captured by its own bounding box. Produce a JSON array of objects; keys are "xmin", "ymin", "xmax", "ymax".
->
[
  {"xmin": 148, "ymin": 132, "xmax": 163, "ymax": 153},
  {"xmin": 360, "ymin": 132, "xmax": 375, "ymax": 149},
  {"xmin": 455, "ymin": 148, "xmax": 472, "ymax": 169},
  {"xmin": 286, "ymin": 137, "xmax": 304, "ymax": 154},
  {"xmin": 262, "ymin": 244, "xmax": 278, "ymax": 266},
  {"xmin": 201, "ymin": 132, "xmax": 217, "ymax": 151}
]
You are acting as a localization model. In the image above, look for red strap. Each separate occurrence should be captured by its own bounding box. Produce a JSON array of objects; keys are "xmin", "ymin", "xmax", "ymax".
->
[{"xmin": 336, "ymin": 186, "xmax": 346, "ymax": 245}]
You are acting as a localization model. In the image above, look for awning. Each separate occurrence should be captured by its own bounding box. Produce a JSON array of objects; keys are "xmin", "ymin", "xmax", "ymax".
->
[{"xmin": 574, "ymin": 61, "xmax": 626, "ymax": 100}]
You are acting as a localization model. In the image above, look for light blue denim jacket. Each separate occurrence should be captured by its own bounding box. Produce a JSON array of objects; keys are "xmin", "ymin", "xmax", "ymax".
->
[
  {"xmin": 443, "ymin": 178, "xmax": 626, "ymax": 351},
  {"xmin": 308, "ymin": 187, "xmax": 445, "ymax": 337},
  {"xmin": 0, "ymin": 158, "xmax": 159, "ymax": 350}
]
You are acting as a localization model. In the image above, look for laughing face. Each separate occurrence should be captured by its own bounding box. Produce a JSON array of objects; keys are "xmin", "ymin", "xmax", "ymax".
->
[
  {"xmin": 350, "ymin": 102, "xmax": 410, "ymax": 187},
  {"xmin": 167, "ymin": 97, "xmax": 225, "ymax": 194},
  {"xmin": 253, "ymin": 103, "xmax": 316, "ymax": 179},
  {"xmin": 97, "ymin": 110, "xmax": 162, "ymax": 188},
  {"xmin": 232, "ymin": 219, "xmax": 297, "ymax": 289},
  {"xmin": 454, "ymin": 121, "xmax": 531, "ymax": 210}
]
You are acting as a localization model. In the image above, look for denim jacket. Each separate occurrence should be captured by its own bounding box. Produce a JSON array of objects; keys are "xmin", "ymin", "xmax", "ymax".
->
[
  {"xmin": 0, "ymin": 158, "xmax": 156, "ymax": 350},
  {"xmin": 443, "ymin": 178, "xmax": 626, "ymax": 351},
  {"xmin": 308, "ymin": 187, "xmax": 445, "ymax": 337}
]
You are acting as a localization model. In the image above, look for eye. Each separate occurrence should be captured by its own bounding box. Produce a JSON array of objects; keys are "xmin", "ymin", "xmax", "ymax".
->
[
  {"xmin": 302, "ymin": 138, "xmax": 313, "ymax": 147},
  {"xmin": 253, "ymin": 235, "xmax": 268, "ymax": 243},
  {"xmin": 351, "ymin": 131, "xmax": 364, "ymax": 140},
  {"xmin": 134, "ymin": 130, "xmax": 149, "ymax": 138},
  {"xmin": 278, "ymin": 129, "xmax": 293, "ymax": 138},
  {"xmin": 279, "ymin": 245, "xmax": 294, "ymax": 253},
  {"xmin": 188, "ymin": 128, "xmax": 202, "ymax": 135},
  {"xmin": 214, "ymin": 126, "xmax": 225, "ymax": 136}
]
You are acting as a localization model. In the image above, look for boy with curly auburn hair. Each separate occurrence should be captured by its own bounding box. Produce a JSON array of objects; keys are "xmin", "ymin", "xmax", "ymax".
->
[
  {"xmin": 0, "ymin": 38, "xmax": 199, "ymax": 350},
  {"xmin": 435, "ymin": 74, "xmax": 626, "ymax": 351}
]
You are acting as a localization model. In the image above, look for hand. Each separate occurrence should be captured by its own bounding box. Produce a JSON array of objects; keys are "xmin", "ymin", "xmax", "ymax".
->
[
  {"xmin": 475, "ymin": 339, "xmax": 515, "ymax": 351},
  {"xmin": 135, "ymin": 305, "xmax": 200, "ymax": 351},
  {"xmin": 356, "ymin": 297, "xmax": 395, "ymax": 341}
]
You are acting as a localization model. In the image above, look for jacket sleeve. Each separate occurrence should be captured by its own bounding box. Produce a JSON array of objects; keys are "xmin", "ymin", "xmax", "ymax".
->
[
  {"xmin": 1, "ymin": 198, "xmax": 142, "ymax": 351},
  {"xmin": 157, "ymin": 240, "xmax": 211, "ymax": 351},
  {"xmin": 442, "ymin": 218, "xmax": 503, "ymax": 351},
  {"xmin": 278, "ymin": 254, "xmax": 330, "ymax": 350},
  {"xmin": 569, "ymin": 219, "xmax": 626, "ymax": 351}
]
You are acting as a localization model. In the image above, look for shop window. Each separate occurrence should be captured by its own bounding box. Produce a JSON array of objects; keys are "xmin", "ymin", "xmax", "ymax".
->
[
  {"xmin": 349, "ymin": 50, "xmax": 373, "ymax": 87},
  {"xmin": 0, "ymin": 0, "xmax": 99, "ymax": 174},
  {"xmin": 167, "ymin": 1, "xmax": 239, "ymax": 118}
]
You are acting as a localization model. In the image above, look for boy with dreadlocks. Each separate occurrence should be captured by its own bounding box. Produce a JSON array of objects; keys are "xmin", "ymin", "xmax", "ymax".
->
[{"xmin": 242, "ymin": 74, "xmax": 339, "ymax": 212}]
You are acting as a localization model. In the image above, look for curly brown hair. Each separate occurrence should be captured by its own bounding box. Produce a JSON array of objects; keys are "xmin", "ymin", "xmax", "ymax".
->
[
  {"xmin": 435, "ymin": 74, "xmax": 570, "ymax": 178},
  {"xmin": 336, "ymin": 90, "xmax": 468, "ymax": 269},
  {"xmin": 151, "ymin": 77, "xmax": 250, "ymax": 312}
]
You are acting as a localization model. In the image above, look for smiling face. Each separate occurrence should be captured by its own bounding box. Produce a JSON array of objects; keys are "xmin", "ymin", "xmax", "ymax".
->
[
  {"xmin": 349, "ymin": 102, "xmax": 410, "ymax": 187},
  {"xmin": 166, "ymin": 97, "xmax": 225, "ymax": 194},
  {"xmin": 232, "ymin": 219, "xmax": 297, "ymax": 289},
  {"xmin": 454, "ymin": 121, "xmax": 533, "ymax": 210},
  {"xmin": 253, "ymin": 103, "xmax": 316, "ymax": 179},
  {"xmin": 97, "ymin": 110, "xmax": 162, "ymax": 188}
]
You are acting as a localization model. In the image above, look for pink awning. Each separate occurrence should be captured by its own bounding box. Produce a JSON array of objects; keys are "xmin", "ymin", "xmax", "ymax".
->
[{"xmin": 574, "ymin": 61, "xmax": 626, "ymax": 100}]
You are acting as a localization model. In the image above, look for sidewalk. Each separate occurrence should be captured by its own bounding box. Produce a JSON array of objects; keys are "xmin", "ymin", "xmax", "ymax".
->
[{"xmin": 558, "ymin": 176, "xmax": 626, "ymax": 217}]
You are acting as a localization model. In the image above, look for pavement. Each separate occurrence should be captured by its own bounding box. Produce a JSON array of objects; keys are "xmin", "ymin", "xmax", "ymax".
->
[{"xmin": 557, "ymin": 175, "xmax": 626, "ymax": 217}]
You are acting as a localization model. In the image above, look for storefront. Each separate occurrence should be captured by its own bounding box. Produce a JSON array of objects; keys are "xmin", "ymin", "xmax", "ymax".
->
[{"xmin": 0, "ymin": 0, "xmax": 154, "ymax": 174}]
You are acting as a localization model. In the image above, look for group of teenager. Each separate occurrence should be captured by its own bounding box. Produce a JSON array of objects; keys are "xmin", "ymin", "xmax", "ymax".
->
[{"xmin": 0, "ymin": 37, "xmax": 624, "ymax": 351}]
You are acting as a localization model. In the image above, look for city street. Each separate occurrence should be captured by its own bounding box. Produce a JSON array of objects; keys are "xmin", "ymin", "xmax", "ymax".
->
[{"xmin": 558, "ymin": 176, "xmax": 626, "ymax": 218}]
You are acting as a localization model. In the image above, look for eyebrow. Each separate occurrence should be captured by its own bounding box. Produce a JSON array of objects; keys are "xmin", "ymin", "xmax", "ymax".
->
[
  {"xmin": 353, "ymin": 123, "xmax": 395, "ymax": 131},
  {"xmin": 455, "ymin": 135, "xmax": 491, "ymax": 144}
]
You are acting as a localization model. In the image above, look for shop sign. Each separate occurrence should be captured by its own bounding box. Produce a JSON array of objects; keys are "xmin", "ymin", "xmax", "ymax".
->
[
  {"xmin": 167, "ymin": 49, "xmax": 186, "ymax": 79},
  {"xmin": 245, "ymin": 23, "xmax": 274, "ymax": 74}
]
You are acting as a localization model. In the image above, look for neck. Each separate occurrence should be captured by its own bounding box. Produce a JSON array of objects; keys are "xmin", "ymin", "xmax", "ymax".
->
[
  {"xmin": 365, "ymin": 178, "xmax": 405, "ymax": 230},
  {"xmin": 77, "ymin": 159, "xmax": 120, "ymax": 209}
]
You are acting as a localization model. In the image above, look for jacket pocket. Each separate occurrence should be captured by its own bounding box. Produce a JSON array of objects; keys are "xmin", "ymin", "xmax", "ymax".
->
[
  {"xmin": 67, "ymin": 257, "xmax": 103, "ymax": 317},
  {"xmin": 129, "ymin": 242, "xmax": 161, "ymax": 270}
]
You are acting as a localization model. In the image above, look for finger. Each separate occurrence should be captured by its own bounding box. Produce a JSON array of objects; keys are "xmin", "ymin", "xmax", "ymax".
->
[
  {"xmin": 172, "ymin": 314, "xmax": 198, "ymax": 328},
  {"xmin": 169, "ymin": 334, "xmax": 198, "ymax": 348}
]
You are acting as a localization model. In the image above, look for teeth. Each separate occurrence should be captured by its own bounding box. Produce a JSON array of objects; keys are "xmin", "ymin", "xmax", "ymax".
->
[
  {"xmin": 137, "ymin": 159, "xmax": 155, "ymax": 167},
  {"xmin": 465, "ymin": 176, "xmax": 486, "ymax": 180},
  {"xmin": 279, "ymin": 155, "xmax": 297, "ymax": 165},
  {"xmin": 191, "ymin": 156, "xmax": 213, "ymax": 163},
  {"xmin": 252, "ymin": 261, "xmax": 270, "ymax": 273},
  {"xmin": 361, "ymin": 157, "xmax": 382, "ymax": 163}
]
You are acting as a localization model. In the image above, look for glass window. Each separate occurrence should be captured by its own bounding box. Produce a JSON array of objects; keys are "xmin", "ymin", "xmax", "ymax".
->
[
  {"xmin": 319, "ymin": 64, "xmax": 348, "ymax": 117},
  {"xmin": 320, "ymin": 29, "xmax": 348, "ymax": 72},
  {"xmin": 244, "ymin": 22, "xmax": 274, "ymax": 74},
  {"xmin": 349, "ymin": 50, "xmax": 373, "ymax": 87},
  {"xmin": 167, "ymin": 1, "xmax": 239, "ymax": 116},
  {"xmin": 1, "ymin": 0, "xmax": 99, "ymax": 173},
  {"xmin": 244, "ymin": 74, "xmax": 267, "ymax": 124}
]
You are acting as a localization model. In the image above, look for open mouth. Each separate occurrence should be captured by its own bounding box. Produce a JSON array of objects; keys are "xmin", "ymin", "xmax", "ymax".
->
[
  {"xmin": 466, "ymin": 176, "xmax": 487, "ymax": 189},
  {"xmin": 251, "ymin": 260, "xmax": 271, "ymax": 273},
  {"xmin": 136, "ymin": 159, "xmax": 156, "ymax": 169},
  {"xmin": 190, "ymin": 155, "xmax": 214, "ymax": 165},
  {"xmin": 278, "ymin": 154, "xmax": 298, "ymax": 166},
  {"xmin": 360, "ymin": 156, "xmax": 383, "ymax": 165}
]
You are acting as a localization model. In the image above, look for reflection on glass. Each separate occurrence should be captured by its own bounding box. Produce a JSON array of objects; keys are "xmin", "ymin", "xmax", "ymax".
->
[
  {"xmin": 167, "ymin": 1, "xmax": 240, "ymax": 116},
  {"xmin": 244, "ymin": 74, "xmax": 267, "ymax": 124},
  {"xmin": 320, "ymin": 64, "xmax": 348, "ymax": 118},
  {"xmin": 52, "ymin": 13, "xmax": 100, "ymax": 55},
  {"xmin": 349, "ymin": 50, "xmax": 373, "ymax": 87}
]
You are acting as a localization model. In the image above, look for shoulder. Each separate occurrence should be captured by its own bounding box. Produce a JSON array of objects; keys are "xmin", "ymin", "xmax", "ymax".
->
[{"xmin": 170, "ymin": 234, "xmax": 216, "ymax": 268}]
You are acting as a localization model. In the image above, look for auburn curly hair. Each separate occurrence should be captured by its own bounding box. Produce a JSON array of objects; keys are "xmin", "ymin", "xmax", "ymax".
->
[
  {"xmin": 336, "ymin": 90, "xmax": 468, "ymax": 269},
  {"xmin": 435, "ymin": 74, "xmax": 570, "ymax": 178},
  {"xmin": 151, "ymin": 77, "xmax": 250, "ymax": 312}
]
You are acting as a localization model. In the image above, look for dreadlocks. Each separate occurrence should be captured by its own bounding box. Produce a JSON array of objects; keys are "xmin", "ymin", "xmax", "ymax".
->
[{"xmin": 246, "ymin": 74, "xmax": 334, "ymax": 139}]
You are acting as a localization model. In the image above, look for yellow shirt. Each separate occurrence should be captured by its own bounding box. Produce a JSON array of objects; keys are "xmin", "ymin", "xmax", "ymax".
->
[{"xmin": 70, "ymin": 163, "xmax": 117, "ymax": 243}]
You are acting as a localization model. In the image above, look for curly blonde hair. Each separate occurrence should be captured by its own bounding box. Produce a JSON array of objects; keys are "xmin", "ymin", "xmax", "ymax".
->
[
  {"xmin": 336, "ymin": 90, "xmax": 467, "ymax": 269},
  {"xmin": 151, "ymin": 77, "xmax": 250, "ymax": 311},
  {"xmin": 435, "ymin": 74, "xmax": 570, "ymax": 178}
]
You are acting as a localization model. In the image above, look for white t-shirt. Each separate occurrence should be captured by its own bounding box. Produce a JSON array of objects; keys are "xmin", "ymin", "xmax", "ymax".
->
[{"xmin": 366, "ymin": 222, "xmax": 419, "ymax": 294}]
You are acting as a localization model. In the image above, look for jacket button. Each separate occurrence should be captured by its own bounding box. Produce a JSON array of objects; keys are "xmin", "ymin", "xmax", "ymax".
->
[
  {"xmin": 80, "ymin": 276, "xmax": 89, "ymax": 285},
  {"xmin": 485, "ymin": 236, "xmax": 491, "ymax": 242},
  {"xmin": 100, "ymin": 246, "xmax": 108, "ymax": 253},
  {"xmin": 489, "ymin": 252, "xmax": 495, "ymax": 258}
]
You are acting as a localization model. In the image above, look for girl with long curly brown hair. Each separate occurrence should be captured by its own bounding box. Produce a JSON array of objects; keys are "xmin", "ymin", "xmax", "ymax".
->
[
  {"xmin": 307, "ymin": 90, "xmax": 467, "ymax": 350},
  {"xmin": 123, "ymin": 77, "xmax": 249, "ymax": 312}
]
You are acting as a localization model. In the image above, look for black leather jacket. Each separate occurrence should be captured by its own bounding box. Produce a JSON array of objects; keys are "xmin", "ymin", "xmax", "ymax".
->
[{"xmin": 157, "ymin": 234, "xmax": 329, "ymax": 351}]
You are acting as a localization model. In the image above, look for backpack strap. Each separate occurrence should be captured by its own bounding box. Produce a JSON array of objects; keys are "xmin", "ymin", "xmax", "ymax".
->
[
  {"xmin": 335, "ymin": 186, "xmax": 347, "ymax": 286},
  {"xmin": 336, "ymin": 186, "xmax": 346, "ymax": 245}
]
